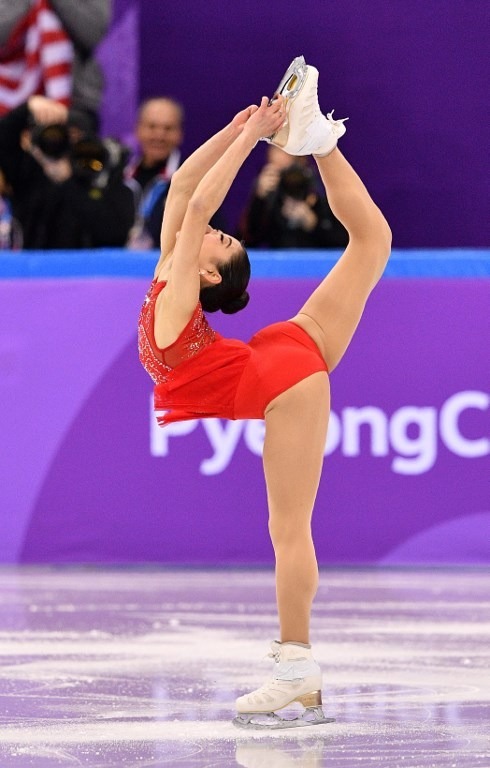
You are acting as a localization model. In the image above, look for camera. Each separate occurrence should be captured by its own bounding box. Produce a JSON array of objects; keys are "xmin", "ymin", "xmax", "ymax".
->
[
  {"xmin": 71, "ymin": 137, "xmax": 129, "ymax": 188},
  {"xmin": 26, "ymin": 92, "xmax": 130, "ymax": 189},
  {"xmin": 277, "ymin": 164, "xmax": 316, "ymax": 201},
  {"xmin": 30, "ymin": 123, "xmax": 70, "ymax": 159},
  {"xmin": 70, "ymin": 137, "xmax": 110, "ymax": 183}
]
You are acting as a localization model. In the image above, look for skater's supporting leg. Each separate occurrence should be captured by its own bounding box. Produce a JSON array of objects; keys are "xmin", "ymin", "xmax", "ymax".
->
[
  {"xmin": 263, "ymin": 372, "xmax": 330, "ymax": 644},
  {"xmin": 291, "ymin": 148, "xmax": 391, "ymax": 372}
]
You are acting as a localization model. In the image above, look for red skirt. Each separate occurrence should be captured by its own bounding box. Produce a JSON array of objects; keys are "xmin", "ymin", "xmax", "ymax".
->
[{"xmin": 154, "ymin": 321, "xmax": 328, "ymax": 425}]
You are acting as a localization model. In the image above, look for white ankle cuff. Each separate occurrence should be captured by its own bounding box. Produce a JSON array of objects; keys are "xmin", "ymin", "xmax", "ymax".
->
[
  {"xmin": 274, "ymin": 658, "xmax": 321, "ymax": 681},
  {"xmin": 280, "ymin": 641, "xmax": 312, "ymax": 649}
]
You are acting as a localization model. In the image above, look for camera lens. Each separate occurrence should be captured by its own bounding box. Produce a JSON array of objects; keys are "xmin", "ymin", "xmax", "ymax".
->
[
  {"xmin": 279, "ymin": 165, "xmax": 315, "ymax": 200},
  {"xmin": 31, "ymin": 124, "xmax": 70, "ymax": 159}
]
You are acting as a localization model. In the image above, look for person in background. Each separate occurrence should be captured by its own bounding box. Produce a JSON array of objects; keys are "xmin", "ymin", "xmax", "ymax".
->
[
  {"xmin": 0, "ymin": 0, "xmax": 111, "ymax": 130},
  {"xmin": 125, "ymin": 97, "xmax": 185, "ymax": 249},
  {"xmin": 0, "ymin": 95, "xmax": 134, "ymax": 249},
  {"xmin": 126, "ymin": 97, "xmax": 226, "ymax": 249},
  {"xmin": 238, "ymin": 144, "xmax": 348, "ymax": 248},
  {"xmin": 0, "ymin": 168, "xmax": 22, "ymax": 249}
]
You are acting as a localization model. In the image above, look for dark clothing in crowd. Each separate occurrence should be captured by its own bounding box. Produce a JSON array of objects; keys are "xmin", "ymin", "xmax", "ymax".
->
[
  {"xmin": 126, "ymin": 152, "xmax": 226, "ymax": 250},
  {"xmin": 239, "ymin": 163, "xmax": 348, "ymax": 249},
  {"xmin": 240, "ymin": 193, "xmax": 348, "ymax": 249},
  {"xmin": 125, "ymin": 154, "xmax": 177, "ymax": 249},
  {"xmin": 0, "ymin": 103, "xmax": 134, "ymax": 249},
  {"xmin": 132, "ymin": 160, "xmax": 168, "ymax": 192}
]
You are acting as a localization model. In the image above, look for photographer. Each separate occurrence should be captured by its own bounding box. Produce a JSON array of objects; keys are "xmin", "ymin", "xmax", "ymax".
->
[
  {"xmin": 0, "ymin": 96, "xmax": 135, "ymax": 249},
  {"xmin": 238, "ymin": 145, "xmax": 348, "ymax": 249}
]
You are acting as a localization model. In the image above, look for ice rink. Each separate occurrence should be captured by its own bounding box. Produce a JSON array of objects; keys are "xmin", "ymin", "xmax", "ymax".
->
[{"xmin": 0, "ymin": 567, "xmax": 489, "ymax": 767}]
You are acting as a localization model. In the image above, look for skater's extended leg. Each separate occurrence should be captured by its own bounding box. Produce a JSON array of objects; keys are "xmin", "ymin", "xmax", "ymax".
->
[
  {"xmin": 291, "ymin": 148, "xmax": 391, "ymax": 371},
  {"xmin": 263, "ymin": 372, "xmax": 330, "ymax": 644}
]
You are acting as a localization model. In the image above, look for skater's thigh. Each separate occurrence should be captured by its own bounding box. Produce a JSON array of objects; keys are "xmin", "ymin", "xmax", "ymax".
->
[
  {"xmin": 290, "ymin": 241, "xmax": 382, "ymax": 372},
  {"xmin": 263, "ymin": 372, "xmax": 330, "ymax": 529}
]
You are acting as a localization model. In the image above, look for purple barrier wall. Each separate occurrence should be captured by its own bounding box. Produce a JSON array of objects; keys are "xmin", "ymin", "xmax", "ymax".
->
[
  {"xmin": 1, "ymin": 277, "xmax": 488, "ymax": 565},
  {"xmin": 136, "ymin": 1, "xmax": 489, "ymax": 247}
]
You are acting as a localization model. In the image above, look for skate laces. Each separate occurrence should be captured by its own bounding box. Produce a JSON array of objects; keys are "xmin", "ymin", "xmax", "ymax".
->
[
  {"xmin": 266, "ymin": 642, "xmax": 282, "ymax": 663},
  {"xmin": 326, "ymin": 110, "xmax": 349, "ymax": 132},
  {"xmin": 264, "ymin": 642, "xmax": 308, "ymax": 669}
]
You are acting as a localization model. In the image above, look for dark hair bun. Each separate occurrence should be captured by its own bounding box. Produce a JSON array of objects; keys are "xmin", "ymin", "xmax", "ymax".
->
[
  {"xmin": 199, "ymin": 246, "xmax": 251, "ymax": 314},
  {"xmin": 221, "ymin": 291, "xmax": 250, "ymax": 315}
]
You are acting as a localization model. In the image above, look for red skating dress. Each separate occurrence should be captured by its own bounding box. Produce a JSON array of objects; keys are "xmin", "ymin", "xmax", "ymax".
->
[{"xmin": 138, "ymin": 280, "xmax": 328, "ymax": 426}]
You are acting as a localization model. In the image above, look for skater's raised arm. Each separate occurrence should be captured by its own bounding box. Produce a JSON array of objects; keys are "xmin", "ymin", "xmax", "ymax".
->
[
  {"xmin": 154, "ymin": 98, "xmax": 285, "ymax": 336},
  {"xmin": 168, "ymin": 98, "xmax": 284, "ymax": 279},
  {"xmin": 158, "ymin": 103, "xmax": 259, "ymax": 263},
  {"xmin": 157, "ymin": 98, "xmax": 284, "ymax": 267}
]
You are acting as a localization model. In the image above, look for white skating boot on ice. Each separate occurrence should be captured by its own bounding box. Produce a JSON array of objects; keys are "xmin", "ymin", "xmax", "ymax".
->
[
  {"xmin": 264, "ymin": 55, "xmax": 347, "ymax": 156},
  {"xmin": 233, "ymin": 641, "xmax": 334, "ymax": 730}
]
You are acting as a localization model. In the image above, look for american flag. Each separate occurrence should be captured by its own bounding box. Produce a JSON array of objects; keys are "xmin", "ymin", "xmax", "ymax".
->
[{"xmin": 0, "ymin": 0, "xmax": 74, "ymax": 116}]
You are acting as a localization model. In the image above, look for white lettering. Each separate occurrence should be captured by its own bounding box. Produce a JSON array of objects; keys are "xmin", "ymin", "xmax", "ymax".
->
[
  {"xmin": 200, "ymin": 419, "xmax": 244, "ymax": 475},
  {"xmin": 390, "ymin": 407, "xmax": 437, "ymax": 475},
  {"xmin": 149, "ymin": 390, "xmax": 489, "ymax": 476},
  {"xmin": 342, "ymin": 407, "xmax": 389, "ymax": 457},
  {"xmin": 440, "ymin": 391, "xmax": 490, "ymax": 457}
]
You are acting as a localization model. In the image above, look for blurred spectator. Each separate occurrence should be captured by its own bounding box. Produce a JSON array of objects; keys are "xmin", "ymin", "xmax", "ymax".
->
[
  {"xmin": 125, "ymin": 97, "xmax": 226, "ymax": 249},
  {"xmin": 0, "ymin": 0, "xmax": 111, "ymax": 129},
  {"xmin": 0, "ymin": 95, "xmax": 134, "ymax": 248},
  {"xmin": 237, "ymin": 145, "xmax": 348, "ymax": 249},
  {"xmin": 125, "ymin": 97, "xmax": 184, "ymax": 249},
  {"xmin": 0, "ymin": 168, "xmax": 22, "ymax": 249}
]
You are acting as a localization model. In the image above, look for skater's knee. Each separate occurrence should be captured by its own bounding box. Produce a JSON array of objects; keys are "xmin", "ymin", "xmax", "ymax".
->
[
  {"xmin": 268, "ymin": 516, "xmax": 313, "ymax": 549},
  {"xmin": 375, "ymin": 213, "xmax": 392, "ymax": 264},
  {"xmin": 362, "ymin": 211, "xmax": 392, "ymax": 270}
]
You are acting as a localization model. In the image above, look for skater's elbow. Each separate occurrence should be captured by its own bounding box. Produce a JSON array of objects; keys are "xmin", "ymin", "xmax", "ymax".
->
[{"xmin": 187, "ymin": 194, "xmax": 212, "ymax": 221}]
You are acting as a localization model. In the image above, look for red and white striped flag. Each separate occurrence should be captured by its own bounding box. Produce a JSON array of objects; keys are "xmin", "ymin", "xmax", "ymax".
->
[{"xmin": 0, "ymin": 0, "xmax": 74, "ymax": 116}]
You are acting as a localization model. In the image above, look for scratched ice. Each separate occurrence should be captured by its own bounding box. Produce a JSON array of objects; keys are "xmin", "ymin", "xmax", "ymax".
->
[{"xmin": 0, "ymin": 567, "xmax": 489, "ymax": 767}]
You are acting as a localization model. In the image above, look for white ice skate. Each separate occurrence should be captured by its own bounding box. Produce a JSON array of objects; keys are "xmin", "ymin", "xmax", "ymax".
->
[
  {"xmin": 264, "ymin": 55, "xmax": 348, "ymax": 156},
  {"xmin": 233, "ymin": 641, "xmax": 335, "ymax": 730}
]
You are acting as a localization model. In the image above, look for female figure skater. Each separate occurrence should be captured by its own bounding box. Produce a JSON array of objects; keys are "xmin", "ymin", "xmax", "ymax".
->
[{"xmin": 138, "ymin": 57, "xmax": 391, "ymax": 729}]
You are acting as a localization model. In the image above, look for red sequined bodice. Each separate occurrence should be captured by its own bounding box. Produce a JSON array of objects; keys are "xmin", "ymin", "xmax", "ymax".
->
[{"xmin": 138, "ymin": 279, "xmax": 217, "ymax": 384}]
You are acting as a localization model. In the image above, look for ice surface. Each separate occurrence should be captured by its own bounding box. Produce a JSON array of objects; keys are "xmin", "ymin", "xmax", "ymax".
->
[{"xmin": 0, "ymin": 567, "xmax": 488, "ymax": 766}]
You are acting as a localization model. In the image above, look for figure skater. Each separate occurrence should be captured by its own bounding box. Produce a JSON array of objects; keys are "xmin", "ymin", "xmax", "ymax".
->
[{"xmin": 138, "ymin": 57, "xmax": 391, "ymax": 729}]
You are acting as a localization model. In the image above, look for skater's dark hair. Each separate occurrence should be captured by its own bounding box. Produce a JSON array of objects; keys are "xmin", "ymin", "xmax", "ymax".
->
[{"xmin": 200, "ymin": 243, "xmax": 251, "ymax": 315}]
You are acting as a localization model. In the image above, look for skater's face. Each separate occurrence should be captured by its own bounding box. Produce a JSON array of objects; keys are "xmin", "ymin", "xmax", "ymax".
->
[{"xmin": 198, "ymin": 227, "xmax": 242, "ymax": 286}]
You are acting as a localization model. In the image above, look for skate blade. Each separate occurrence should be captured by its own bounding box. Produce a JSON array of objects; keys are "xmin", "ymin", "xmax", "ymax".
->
[
  {"xmin": 272, "ymin": 55, "xmax": 308, "ymax": 102},
  {"xmin": 266, "ymin": 56, "xmax": 309, "ymax": 144},
  {"xmin": 233, "ymin": 706, "xmax": 335, "ymax": 731}
]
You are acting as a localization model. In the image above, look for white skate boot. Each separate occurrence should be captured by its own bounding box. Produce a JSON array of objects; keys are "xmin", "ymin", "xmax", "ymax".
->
[
  {"xmin": 233, "ymin": 641, "xmax": 334, "ymax": 730},
  {"xmin": 264, "ymin": 55, "xmax": 347, "ymax": 156}
]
